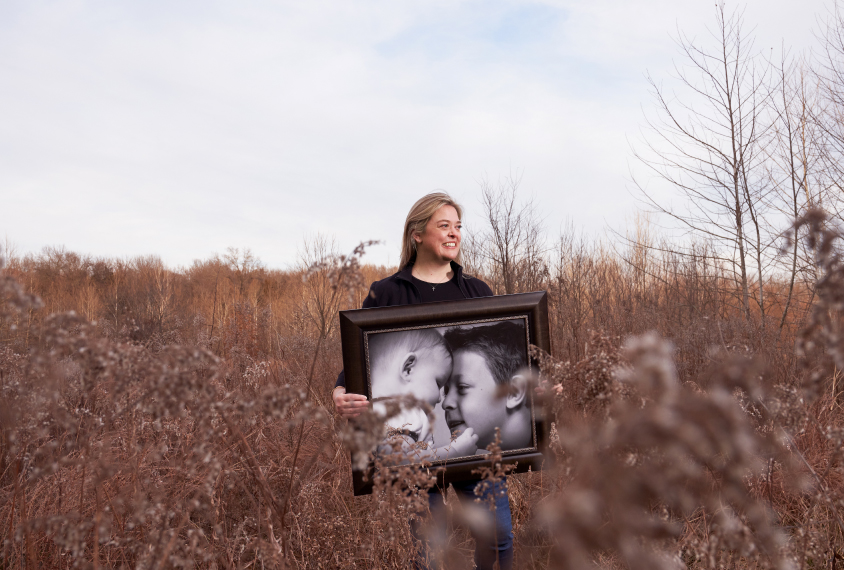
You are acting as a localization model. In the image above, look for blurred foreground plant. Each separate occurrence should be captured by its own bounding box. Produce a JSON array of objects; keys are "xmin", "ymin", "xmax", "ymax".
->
[{"xmin": 0, "ymin": 244, "xmax": 419, "ymax": 569}]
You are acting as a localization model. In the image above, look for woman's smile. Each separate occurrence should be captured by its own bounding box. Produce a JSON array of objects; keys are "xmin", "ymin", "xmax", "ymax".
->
[{"xmin": 414, "ymin": 204, "xmax": 462, "ymax": 263}]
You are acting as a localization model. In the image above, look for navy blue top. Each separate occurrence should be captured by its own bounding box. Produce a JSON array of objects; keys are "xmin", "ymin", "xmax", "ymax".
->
[
  {"xmin": 334, "ymin": 261, "xmax": 493, "ymax": 388},
  {"xmin": 410, "ymin": 273, "xmax": 464, "ymax": 303}
]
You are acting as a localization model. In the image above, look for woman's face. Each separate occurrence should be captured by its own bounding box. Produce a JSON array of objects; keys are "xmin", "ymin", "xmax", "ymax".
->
[{"xmin": 414, "ymin": 205, "xmax": 461, "ymax": 262}]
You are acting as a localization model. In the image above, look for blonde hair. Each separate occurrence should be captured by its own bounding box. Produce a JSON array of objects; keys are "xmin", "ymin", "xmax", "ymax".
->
[
  {"xmin": 369, "ymin": 328, "xmax": 450, "ymax": 373},
  {"xmin": 399, "ymin": 192, "xmax": 463, "ymax": 269}
]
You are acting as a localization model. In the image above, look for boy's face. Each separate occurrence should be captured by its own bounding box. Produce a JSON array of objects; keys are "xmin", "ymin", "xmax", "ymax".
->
[{"xmin": 442, "ymin": 348, "xmax": 507, "ymax": 449}]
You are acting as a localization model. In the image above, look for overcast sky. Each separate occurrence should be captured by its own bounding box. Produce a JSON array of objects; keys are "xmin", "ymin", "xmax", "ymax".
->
[{"xmin": 0, "ymin": 0, "xmax": 831, "ymax": 269}]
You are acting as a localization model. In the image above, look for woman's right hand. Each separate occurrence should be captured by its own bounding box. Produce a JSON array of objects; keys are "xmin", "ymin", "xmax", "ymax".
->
[{"xmin": 333, "ymin": 386, "xmax": 369, "ymax": 418}]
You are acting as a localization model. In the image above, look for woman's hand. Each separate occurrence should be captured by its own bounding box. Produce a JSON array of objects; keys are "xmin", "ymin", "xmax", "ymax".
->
[{"xmin": 333, "ymin": 386, "xmax": 369, "ymax": 418}]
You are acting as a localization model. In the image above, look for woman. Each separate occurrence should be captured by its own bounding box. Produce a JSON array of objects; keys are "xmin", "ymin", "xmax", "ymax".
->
[{"xmin": 332, "ymin": 192, "xmax": 514, "ymax": 570}]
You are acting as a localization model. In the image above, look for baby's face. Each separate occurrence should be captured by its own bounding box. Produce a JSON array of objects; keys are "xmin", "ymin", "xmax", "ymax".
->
[
  {"xmin": 407, "ymin": 346, "xmax": 452, "ymax": 404},
  {"xmin": 371, "ymin": 346, "xmax": 452, "ymax": 406},
  {"xmin": 371, "ymin": 346, "xmax": 452, "ymax": 448},
  {"xmin": 381, "ymin": 405, "xmax": 434, "ymax": 446}
]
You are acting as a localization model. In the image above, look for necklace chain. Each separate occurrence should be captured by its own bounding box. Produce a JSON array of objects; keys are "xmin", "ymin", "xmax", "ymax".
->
[{"xmin": 417, "ymin": 274, "xmax": 451, "ymax": 291}]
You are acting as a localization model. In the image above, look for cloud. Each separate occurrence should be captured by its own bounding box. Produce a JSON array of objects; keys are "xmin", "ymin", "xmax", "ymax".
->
[{"xmin": 0, "ymin": 0, "xmax": 830, "ymax": 268}]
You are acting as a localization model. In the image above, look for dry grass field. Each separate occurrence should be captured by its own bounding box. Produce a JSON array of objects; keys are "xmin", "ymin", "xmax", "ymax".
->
[
  {"xmin": 2, "ymin": 209, "xmax": 844, "ymax": 569},
  {"xmin": 11, "ymin": 2, "xmax": 844, "ymax": 567}
]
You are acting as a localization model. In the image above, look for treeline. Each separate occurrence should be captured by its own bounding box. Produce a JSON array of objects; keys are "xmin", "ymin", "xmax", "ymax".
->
[
  {"xmin": 1, "ymin": 220, "xmax": 814, "ymax": 394},
  {"xmin": 4, "ymin": 244, "xmax": 383, "ymax": 345}
]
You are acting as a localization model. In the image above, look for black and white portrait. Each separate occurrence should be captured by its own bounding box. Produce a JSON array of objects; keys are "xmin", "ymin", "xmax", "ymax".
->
[{"xmin": 366, "ymin": 317, "xmax": 534, "ymax": 463}]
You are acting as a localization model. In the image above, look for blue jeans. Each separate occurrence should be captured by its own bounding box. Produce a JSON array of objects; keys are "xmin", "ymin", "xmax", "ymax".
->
[{"xmin": 411, "ymin": 479, "xmax": 514, "ymax": 570}]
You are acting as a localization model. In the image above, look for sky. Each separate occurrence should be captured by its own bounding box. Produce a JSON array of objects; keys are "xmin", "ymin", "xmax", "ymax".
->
[{"xmin": 0, "ymin": 0, "xmax": 832, "ymax": 269}]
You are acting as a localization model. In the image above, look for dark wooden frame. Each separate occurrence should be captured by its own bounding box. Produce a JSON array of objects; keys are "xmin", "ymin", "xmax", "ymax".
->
[{"xmin": 340, "ymin": 291, "xmax": 551, "ymax": 496}]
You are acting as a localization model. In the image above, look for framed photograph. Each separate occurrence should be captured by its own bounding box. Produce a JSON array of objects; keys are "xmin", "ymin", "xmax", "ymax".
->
[{"xmin": 339, "ymin": 291, "xmax": 551, "ymax": 496}]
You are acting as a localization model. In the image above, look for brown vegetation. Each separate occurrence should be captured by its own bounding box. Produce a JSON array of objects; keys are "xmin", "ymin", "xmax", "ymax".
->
[{"xmin": 1, "ymin": 206, "xmax": 843, "ymax": 569}]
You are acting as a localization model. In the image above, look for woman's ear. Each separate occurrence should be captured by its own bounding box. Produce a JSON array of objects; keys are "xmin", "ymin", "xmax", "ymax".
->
[
  {"xmin": 400, "ymin": 353, "xmax": 417, "ymax": 382},
  {"xmin": 506, "ymin": 374, "xmax": 528, "ymax": 409}
]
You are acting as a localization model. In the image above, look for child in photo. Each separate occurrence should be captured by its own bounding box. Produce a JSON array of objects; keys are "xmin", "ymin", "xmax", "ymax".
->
[
  {"xmin": 369, "ymin": 328, "xmax": 478, "ymax": 460},
  {"xmin": 442, "ymin": 321, "xmax": 532, "ymax": 452}
]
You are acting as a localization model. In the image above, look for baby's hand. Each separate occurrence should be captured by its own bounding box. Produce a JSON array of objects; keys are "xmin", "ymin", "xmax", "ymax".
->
[{"xmin": 446, "ymin": 428, "xmax": 478, "ymax": 457}]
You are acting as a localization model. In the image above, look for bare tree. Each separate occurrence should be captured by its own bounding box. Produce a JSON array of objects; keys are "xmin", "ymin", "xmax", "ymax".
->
[
  {"xmin": 633, "ymin": 4, "xmax": 773, "ymax": 320},
  {"xmin": 0, "ymin": 236, "xmax": 17, "ymax": 266},
  {"xmin": 297, "ymin": 234, "xmax": 342, "ymax": 339},
  {"xmin": 223, "ymin": 247, "xmax": 264, "ymax": 300},
  {"xmin": 476, "ymin": 173, "xmax": 548, "ymax": 294},
  {"xmin": 458, "ymin": 230, "xmax": 485, "ymax": 278},
  {"xmin": 815, "ymin": 0, "xmax": 844, "ymax": 223},
  {"xmin": 133, "ymin": 255, "xmax": 175, "ymax": 340},
  {"xmin": 550, "ymin": 226, "xmax": 599, "ymax": 361},
  {"xmin": 765, "ymin": 53, "xmax": 825, "ymax": 332}
]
